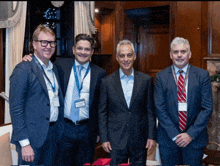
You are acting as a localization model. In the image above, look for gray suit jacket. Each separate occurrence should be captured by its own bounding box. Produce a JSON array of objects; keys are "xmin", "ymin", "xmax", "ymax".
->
[
  {"xmin": 98, "ymin": 70, "xmax": 156, "ymax": 149},
  {"xmin": 154, "ymin": 64, "xmax": 213, "ymax": 148},
  {"xmin": 9, "ymin": 59, "xmax": 64, "ymax": 148}
]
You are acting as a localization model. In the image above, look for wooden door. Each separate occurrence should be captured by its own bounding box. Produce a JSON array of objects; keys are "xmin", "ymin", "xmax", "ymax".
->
[{"xmin": 124, "ymin": 5, "xmax": 171, "ymax": 80}]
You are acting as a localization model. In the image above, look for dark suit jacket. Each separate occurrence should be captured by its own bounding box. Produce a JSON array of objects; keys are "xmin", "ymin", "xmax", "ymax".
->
[
  {"xmin": 9, "ymin": 59, "xmax": 64, "ymax": 148},
  {"xmin": 154, "ymin": 64, "xmax": 213, "ymax": 148},
  {"xmin": 54, "ymin": 58, "xmax": 107, "ymax": 142},
  {"xmin": 98, "ymin": 70, "xmax": 156, "ymax": 149}
]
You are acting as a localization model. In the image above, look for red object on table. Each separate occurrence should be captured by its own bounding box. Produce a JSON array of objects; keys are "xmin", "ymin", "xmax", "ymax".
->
[{"xmin": 92, "ymin": 158, "xmax": 112, "ymax": 165}]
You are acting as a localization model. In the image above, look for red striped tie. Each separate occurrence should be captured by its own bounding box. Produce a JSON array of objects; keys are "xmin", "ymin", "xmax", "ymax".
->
[{"xmin": 178, "ymin": 70, "xmax": 187, "ymax": 131}]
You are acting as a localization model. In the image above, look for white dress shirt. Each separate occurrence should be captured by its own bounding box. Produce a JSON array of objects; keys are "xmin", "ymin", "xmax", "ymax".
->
[
  {"xmin": 64, "ymin": 60, "xmax": 90, "ymax": 120},
  {"xmin": 19, "ymin": 54, "xmax": 59, "ymax": 147}
]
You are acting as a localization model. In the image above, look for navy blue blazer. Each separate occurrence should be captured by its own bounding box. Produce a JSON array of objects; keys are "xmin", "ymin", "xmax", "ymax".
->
[
  {"xmin": 54, "ymin": 58, "xmax": 107, "ymax": 142},
  {"xmin": 154, "ymin": 64, "xmax": 213, "ymax": 148},
  {"xmin": 98, "ymin": 70, "xmax": 156, "ymax": 149},
  {"xmin": 9, "ymin": 59, "xmax": 64, "ymax": 148}
]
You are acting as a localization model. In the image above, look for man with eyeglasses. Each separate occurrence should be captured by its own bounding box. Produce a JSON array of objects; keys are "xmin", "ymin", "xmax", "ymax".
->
[
  {"xmin": 9, "ymin": 24, "xmax": 64, "ymax": 165},
  {"xmin": 154, "ymin": 37, "xmax": 213, "ymax": 165},
  {"xmin": 98, "ymin": 39, "xmax": 156, "ymax": 166}
]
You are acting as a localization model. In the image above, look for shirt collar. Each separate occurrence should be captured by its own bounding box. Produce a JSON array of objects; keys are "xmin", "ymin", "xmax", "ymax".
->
[
  {"xmin": 74, "ymin": 59, "xmax": 89, "ymax": 69},
  {"xmin": 173, "ymin": 64, "xmax": 189, "ymax": 74},
  {"xmin": 119, "ymin": 68, "xmax": 134, "ymax": 79},
  {"xmin": 34, "ymin": 54, "xmax": 53, "ymax": 70}
]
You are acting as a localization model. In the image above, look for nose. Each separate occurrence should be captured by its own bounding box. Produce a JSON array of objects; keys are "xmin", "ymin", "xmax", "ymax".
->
[
  {"xmin": 124, "ymin": 55, "xmax": 128, "ymax": 61},
  {"xmin": 177, "ymin": 52, "xmax": 182, "ymax": 57}
]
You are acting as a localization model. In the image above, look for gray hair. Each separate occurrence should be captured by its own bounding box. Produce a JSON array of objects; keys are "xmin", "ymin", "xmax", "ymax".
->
[
  {"xmin": 170, "ymin": 37, "xmax": 190, "ymax": 51},
  {"xmin": 116, "ymin": 39, "xmax": 135, "ymax": 54}
]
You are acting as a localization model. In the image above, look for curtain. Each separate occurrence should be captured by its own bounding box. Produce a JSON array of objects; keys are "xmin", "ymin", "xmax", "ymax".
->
[
  {"xmin": 4, "ymin": 1, "xmax": 27, "ymax": 123},
  {"xmin": 74, "ymin": 1, "xmax": 96, "ymax": 37}
]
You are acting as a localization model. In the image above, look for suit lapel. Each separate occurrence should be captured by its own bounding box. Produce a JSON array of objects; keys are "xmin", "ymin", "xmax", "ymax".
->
[
  {"xmin": 89, "ymin": 63, "xmax": 97, "ymax": 108},
  {"xmin": 129, "ymin": 70, "xmax": 140, "ymax": 109},
  {"xmin": 187, "ymin": 65, "xmax": 195, "ymax": 119},
  {"xmin": 30, "ymin": 59, "xmax": 48, "ymax": 96},
  {"xmin": 168, "ymin": 66, "xmax": 178, "ymax": 112},
  {"xmin": 114, "ymin": 70, "xmax": 128, "ymax": 108},
  {"xmin": 64, "ymin": 59, "xmax": 74, "ymax": 95}
]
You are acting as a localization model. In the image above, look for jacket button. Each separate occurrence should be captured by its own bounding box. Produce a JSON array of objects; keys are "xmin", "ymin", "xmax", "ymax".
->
[
  {"xmin": 47, "ymin": 103, "xmax": 50, "ymax": 106},
  {"xmin": 46, "ymin": 117, "xmax": 49, "ymax": 120}
]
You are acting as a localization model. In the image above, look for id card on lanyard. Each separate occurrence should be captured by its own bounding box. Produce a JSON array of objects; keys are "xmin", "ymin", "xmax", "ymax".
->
[
  {"xmin": 33, "ymin": 55, "xmax": 60, "ymax": 107},
  {"xmin": 73, "ymin": 63, "xmax": 90, "ymax": 108},
  {"xmin": 171, "ymin": 65, "xmax": 190, "ymax": 112}
]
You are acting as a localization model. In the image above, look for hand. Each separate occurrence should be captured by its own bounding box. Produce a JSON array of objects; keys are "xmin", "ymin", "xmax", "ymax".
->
[
  {"xmin": 146, "ymin": 139, "xmax": 156, "ymax": 151},
  {"xmin": 22, "ymin": 145, "xmax": 35, "ymax": 162},
  {"xmin": 97, "ymin": 135, "xmax": 100, "ymax": 143},
  {"xmin": 22, "ymin": 54, "xmax": 32, "ymax": 62},
  {"xmin": 175, "ymin": 133, "xmax": 193, "ymax": 147},
  {"xmin": 102, "ymin": 141, "xmax": 112, "ymax": 153}
]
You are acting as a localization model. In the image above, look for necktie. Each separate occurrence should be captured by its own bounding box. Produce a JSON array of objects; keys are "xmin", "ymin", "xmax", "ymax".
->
[
  {"xmin": 70, "ymin": 65, "xmax": 83, "ymax": 122},
  {"xmin": 178, "ymin": 70, "xmax": 187, "ymax": 131}
]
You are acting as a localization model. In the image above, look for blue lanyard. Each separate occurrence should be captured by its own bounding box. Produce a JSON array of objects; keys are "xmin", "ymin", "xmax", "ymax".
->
[
  {"xmin": 33, "ymin": 55, "xmax": 56, "ymax": 92},
  {"xmin": 73, "ymin": 63, "xmax": 90, "ymax": 93}
]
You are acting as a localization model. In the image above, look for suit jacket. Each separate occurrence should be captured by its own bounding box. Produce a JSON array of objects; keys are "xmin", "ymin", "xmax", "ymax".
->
[
  {"xmin": 154, "ymin": 64, "xmax": 213, "ymax": 148},
  {"xmin": 9, "ymin": 58, "xmax": 64, "ymax": 148},
  {"xmin": 54, "ymin": 58, "xmax": 107, "ymax": 142},
  {"xmin": 98, "ymin": 70, "xmax": 156, "ymax": 149}
]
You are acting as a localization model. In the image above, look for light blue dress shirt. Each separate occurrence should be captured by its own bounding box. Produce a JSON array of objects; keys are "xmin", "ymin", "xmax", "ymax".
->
[{"xmin": 119, "ymin": 68, "xmax": 134, "ymax": 108}]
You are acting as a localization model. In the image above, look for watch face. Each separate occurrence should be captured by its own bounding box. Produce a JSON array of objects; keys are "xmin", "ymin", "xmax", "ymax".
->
[{"xmin": 51, "ymin": 1, "xmax": 64, "ymax": 8}]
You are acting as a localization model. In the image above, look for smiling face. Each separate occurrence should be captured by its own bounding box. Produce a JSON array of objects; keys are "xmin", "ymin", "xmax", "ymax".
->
[
  {"xmin": 33, "ymin": 31, "xmax": 55, "ymax": 66},
  {"xmin": 170, "ymin": 43, "xmax": 191, "ymax": 69},
  {"xmin": 72, "ymin": 40, "xmax": 94, "ymax": 65},
  {"xmin": 116, "ymin": 44, "xmax": 136, "ymax": 76}
]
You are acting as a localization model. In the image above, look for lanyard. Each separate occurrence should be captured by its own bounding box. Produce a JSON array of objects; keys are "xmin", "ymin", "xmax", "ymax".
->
[
  {"xmin": 171, "ymin": 64, "xmax": 190, "ymax": 99},
  {"xmin": 73, "ymin": 63, "xmax": 90, "ymax": 93},
  {"xmin": 33, "ymin": 55, "xmax": 56, "ymax": 92}
]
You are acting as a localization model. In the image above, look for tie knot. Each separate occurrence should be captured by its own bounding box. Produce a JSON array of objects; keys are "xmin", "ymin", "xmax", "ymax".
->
[
  {"xmin": 78, "ymin": 65, "xmax": 83, "ymax": 72},
  {"xmin": 179, "ymin": 70, "xmax": 183, "ymax": 74}
]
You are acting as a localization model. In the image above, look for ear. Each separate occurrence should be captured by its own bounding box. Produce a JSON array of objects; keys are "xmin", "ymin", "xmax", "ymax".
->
[
  {"xmin": 72, "ymin": 46, "xmax": 76, "ymax": 54},
  {"xmin": 116, "ymin": 54, "xmax": 119, "ymax": 62},
  {"xmin": 170, "ymin": 51, "xmax": 173, "ymax": 60},
  {"xmin": 134, "ymin": 53, "xmax": 137, "ymax": 60},
  {"xmin": 91, "ymin": 49, "xmax": 94, "ymax": 55},
  {"xmin": 32, "ymin": 41, "xmax": 37, "ymax": 50},
  {"xmin": 189, "ymin": 51, "xmax": 192, "ymax": 59}
]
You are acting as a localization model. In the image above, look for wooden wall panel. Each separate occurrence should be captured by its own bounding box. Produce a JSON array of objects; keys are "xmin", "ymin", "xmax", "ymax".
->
[
  {"xmin": 175, "ymin": 1, "xmax": 202, "ymax": 68},
  {"xmin": 139, "ymin": 25, "xmax": 170, "ymax": 79},
  {"xmin": 101, "ymin": 15, "xmax": 114, "ymax": 55},
  {"xmin": 209, "ymin": 1, "xmax": 220, "ymax": 55}
]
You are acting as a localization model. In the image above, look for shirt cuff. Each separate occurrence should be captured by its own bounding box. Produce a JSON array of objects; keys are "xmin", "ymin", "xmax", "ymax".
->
[
  {"xmin": 19, "ymin": 138, "xmax": 30, "ymax": 147},
  {"xmin": 172, "ymin": 136, "xmax": 177, "ymax": 141}
]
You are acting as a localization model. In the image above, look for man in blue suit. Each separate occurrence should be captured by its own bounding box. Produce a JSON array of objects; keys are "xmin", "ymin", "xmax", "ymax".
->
[
  {"xmin": 154, "ymin": 37, "xmax": 213, "ymax": 165},
  {"xmin": 9, "ymin": 24, "xmax": 64, "ymax": 165},
  {"xmin": 54, "ymin": 34, "xmax": 107, "ymax": 165}
]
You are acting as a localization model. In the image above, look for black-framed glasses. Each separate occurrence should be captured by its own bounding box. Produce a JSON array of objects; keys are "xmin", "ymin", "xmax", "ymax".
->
[{"xmin": 35, "ymin": 40, "xmax": 57, "ymax": 48}]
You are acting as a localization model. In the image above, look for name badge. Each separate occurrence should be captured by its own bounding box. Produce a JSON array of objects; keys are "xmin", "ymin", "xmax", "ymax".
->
[
  {"xmin": 53, "ymin": 95, "xmax": 60, "ymax": 107},
  {"xmin": 178, "ymin": 102, "xmax": 187, "ymax": 112},
  {"xmin": 74, "ymin": 99, "xmax": 86, "ymax": 108}
]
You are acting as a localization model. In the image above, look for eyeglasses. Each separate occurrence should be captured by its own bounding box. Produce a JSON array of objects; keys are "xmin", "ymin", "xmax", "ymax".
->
[{"xmin": 35, "ymin": 40, "xmax": 57, "ymax": 48}]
